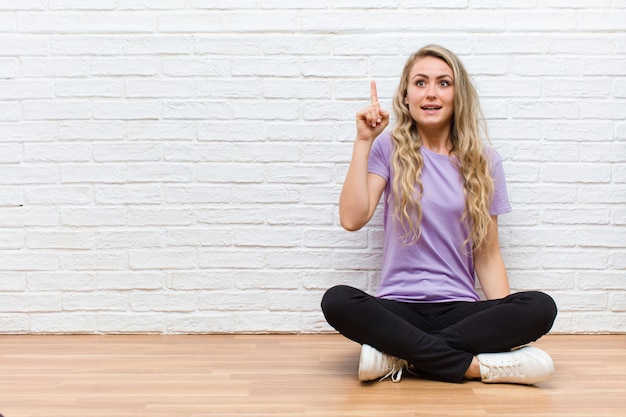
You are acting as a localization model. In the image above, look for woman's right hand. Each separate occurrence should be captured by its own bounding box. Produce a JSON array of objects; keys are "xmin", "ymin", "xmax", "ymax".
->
[{"xmin": 355, "ymin": 80, "xmax": 390, "ymax": 142}]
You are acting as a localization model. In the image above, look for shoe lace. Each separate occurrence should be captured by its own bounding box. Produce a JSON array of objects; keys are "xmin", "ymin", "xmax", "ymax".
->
[
  {"xmin": 487, "ymin": 361, "xmax": 523, "ymax": 380},
  {"xmin": 379, "ymin": 359, "xmax": 408, "ymax": 383}
]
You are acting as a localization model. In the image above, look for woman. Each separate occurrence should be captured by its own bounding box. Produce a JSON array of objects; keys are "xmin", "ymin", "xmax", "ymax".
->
[{"xmin": 321, "ymin": 45, "xmax": 557, "ymax": 384}]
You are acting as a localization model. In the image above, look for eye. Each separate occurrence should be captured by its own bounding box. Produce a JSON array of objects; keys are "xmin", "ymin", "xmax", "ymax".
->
[
  {"xmin": 416, "ymin": 80, "xmax": 426, "ymax": 87},
  {"xmin": 439, "ymin": 80, "xmax": 450, "ymax": 87}
]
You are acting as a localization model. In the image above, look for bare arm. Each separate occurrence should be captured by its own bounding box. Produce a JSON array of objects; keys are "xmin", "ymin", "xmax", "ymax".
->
[
  {"xmin": 474, "ymin": 216, "xmax": 511, "ymax": 300},
  {"xmin": 339, "ymin": 81, "xmax": 389, "ymax": 231}
]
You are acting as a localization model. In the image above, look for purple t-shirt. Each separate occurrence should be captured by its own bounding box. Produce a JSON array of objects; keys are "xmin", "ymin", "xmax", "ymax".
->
[{"xmin": 368, "ymin": 131, "xmax": 511, "ymax": 303}]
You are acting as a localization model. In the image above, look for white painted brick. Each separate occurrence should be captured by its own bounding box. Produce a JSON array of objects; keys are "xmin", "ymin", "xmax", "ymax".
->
[
  {"xmin": 331, "ymin": 250, "xmax": 383, "ymax": 271},
  {"xmin": 96, "ymin": 230, "xmax": 164, "ymax": 249},
  {"xmin": 578, "ymin": 11, "xmax": 626, "ymax": 31},
  {"xmin": 509, "ymin": 100, "xmax": 580, "ymax": 120},
  {"xmin": 0, "ymin": 272, "xmax": 27, "ymax": 291},
  {"xmin": 98, "ymin": 271, "xmax": 165, "ymax": 290},
  {"xmin": 198, "ymin": 291, "xmax": 267, "ymax": 311},
  {"xmin": 63, "ymin": 291, "xmax": 129, "ymax": 311},
  {"xmin": 25, "ymin": 186, "xmax": 91, "ymax": 205},
  {"xmin": 93, "ymin": 143, "xmax": 162, "ymax": 162},
  {"xmin": 0, "ymin": 35, "xmax": 49, "ymax": 55},
  {"xmin": 0, "ymin": 81, "xmax": 54, "ymax": 100},
  {"xmin": 51, "ymin": 35, "xmax": 123, "ymax": 55},
  {"xmin": 232, "ymin": 226, "xmax": 301, "ymax": 248},
  {"xmin": 127, "ymin": 163, "xmax": 193, "ymax": 183},
  {"xmin": 0, "ymin": 3, "xmax": 623, "ymax": 334},
  {"xmin": 30, "ymin": 313, "xmax": 98, "ymax": 334},
  {"xmin": 303, "ymin": 228, "xmax": 368, "ymax": 249},
  {"xmin": 263, "ymin": 79, "xmax": 332, "ymax": 100},
  {"xmin": 231, "ymin": 270, "xmax": 300, "ymax": 290},
  {"xmin": 232, "ymin": 57, "xmax": 300, "ymax": 77},
  {"xmin": 300, "ymin": 185, "xmax": 341, "ymax": 205},
  {"xmin": 159, "ymin": 11, "xmax": 300, "ymax": 33},
  {"xmin": 89, "ymin": 58, "xmax": 159, "ymax": 76},
  {"xmin": 168, "ymin": 271, "xmax": 237, "ymax": 291},
  {"xmin": 94, "ymin": 101, "xmax": 160, "ymax": 120},
  {"xmin": 24, "ymin": 143, "xmax": 91, "ymax": 162},
  {"xmin": 0, "ymin": 292, "xmax": 61, "ymax": 312},
  {"xmin": 576, "ymin": 227, "xmax": 626, "ymax": 248},
  {"xmin": 131, "ymin": 291, "xmax": 196, "ymax": 312},
  {"xmin": 577, "ymin": 271, "xmax": 626, "ymax": 291},
  {"xmin": 197, "ymin": 163, "xmax": 265, "ymax": 183},
  {"xmin": 0, "ymin": 165, "xmax": 58, "ymax": 184},
  {"xmin": 49, "ymin": 0, "xmax": 115, "ymax": 10},
  {"xmin": 301, "ymin": 270, "xmax": 369, "ymax": 291},
  {"xmin": 129, "ymin": 249, "xmax": 197, "ymax": 270},
  {"xmin": 540, "ymin": 163, "xmax": 611, "ymax": 183},
  {"xmin": 578, "ymin": 185, "xmax": 626, "ymax": 204},
  {"xmin": 123, "ymin": 122, "xmax": 194, "ymax": 142},
  {"xmin": 0, "ymin": 58, "xmax": 18, "ymax": 79},
  {"xmin": 26, "ymin": 230, "xmax": 95, "ymax": 250},
  {"xmin": 573, "ymin": 313, "xmax": 626, "ymax": 333},
  {"xmin": 165, "ymin": 313, "xmax": 234, "ymax": 334},
  {"xmin": 125, "ymin": 79, "xmax": 196, "ymax": 98},
  {"xmin": 580, "ymin": 142, "xmax": 626, "ymax": 162},
  {"xmin": 540, "ymin": 249, "xmax": 609, "ymax": 270},
  {"xmin": 59, "ymin": 251, "xmax": 128, "ymax": 271},
  {"xmin": 0, "ymin": 207, "xmax": 58, "ymax": 227},
  {"xmin": 196, "ymin": 207, "xmax": 266, "ymax": 225},
  {"xmin": 162, "ymin": 101, "xmax": 232, "ymax": 120},
  {"xmin": 266, "ymin": 206, "xmax": 333, "ymax": 226},
  {"xmin": 119, "ymin": 0, "xmax": 185, "ymax": 10},
  {"xmin": 128, "ymin": 208, "xmax": 194, "ymax": 227},
  {"xmin": 0, "ymin": 0, "xmax": 46, "ymax": 10},
  {"xmin": 0, "ymin": 186, "xmax": 24, "ymax": 207},
  {"xmin": 542, "ymin": 208, "xmax": 610, "ymax": 225},
  {"xmin": 267, "ymin": 290, "xmax": 324, "ymax": 312},
  {"xmin": 609, "ymin": 293, "xmax": 626, "ymax": 312},
  {"xmin": 60, "ymin": 208, "xmax": 125, "ymax": 227},
  {"xmin": 17, "ymin": 12, "xmax": 84, "ymax": 33},
  {"xmin": 581, "ymin": 100, "xmax": 626, "ymax": 120},
  {"xmin": 56, "ymin": 79, "xmax": 123, "ymax": 98},
  {"xmin": 98, "ymin": 313, "xmax": 166, "ymax": 333},
  {"xmin": 266, "ymin": 250, "xmax": 333, "ymax": 269},
  {"xmin": 199, "ymin": 249, "xmax": 266, "ymax": 269},
  {"xmin": 197, "ymin": 122, "xmax": 266, "ymax": 143},
  {"xmin": 59, "ymin": 121, "xmax": 125, "ymax": 141},
  {"xmin": 508, "ymin": 271, "xmax": 575, "ymax": 291},
  {"xmin": 266, "ymin": 164, "xmax": 332, "ymax": 184},
  {"xmin": 0, "ymin": 314, "xmax": 28, "ymax": 333},
  {"xmin": 165, "ymin": 227, "xmax": 232, "ymax": 247},
  {"xmin": 0, "ymin": 142, "xmax": 22, "ymax": 162},
  {"xmin": 60, "ymin": 164, "xmax": 127, "ymax": 184},
  {"xmin": 233, "ymin": 312, "xmax": 303, "ymax": 333}
]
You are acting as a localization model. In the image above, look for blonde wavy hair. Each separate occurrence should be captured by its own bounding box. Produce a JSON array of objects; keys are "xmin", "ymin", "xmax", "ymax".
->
[{"xmin": 390, "ymin": 45, "xmax": 494, "ymax": 250}]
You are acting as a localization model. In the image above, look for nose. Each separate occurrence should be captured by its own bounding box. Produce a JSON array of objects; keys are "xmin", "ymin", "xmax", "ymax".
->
[{"xmin": 425, "ymin": 84, "xmax": 437, "ymax": 99}]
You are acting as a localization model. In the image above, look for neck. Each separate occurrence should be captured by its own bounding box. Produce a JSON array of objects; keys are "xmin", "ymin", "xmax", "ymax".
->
[{"xmin": 418, "ymin": 126, "xmax": 452, "ymax": 155}]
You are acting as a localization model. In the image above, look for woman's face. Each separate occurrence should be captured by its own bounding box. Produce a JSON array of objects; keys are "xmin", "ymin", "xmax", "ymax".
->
[{"xmin": 404, "ymin": 56, "xmax": 455, "ymax": 132}]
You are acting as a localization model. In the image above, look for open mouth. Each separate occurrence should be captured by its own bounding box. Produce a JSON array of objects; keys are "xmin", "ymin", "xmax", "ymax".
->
[{"xmin": 421, "ymin": 105, "xmax": 442, "ymax": 111}]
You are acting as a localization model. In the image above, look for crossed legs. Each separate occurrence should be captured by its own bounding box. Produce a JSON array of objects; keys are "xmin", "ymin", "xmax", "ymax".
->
[{"xmin": 321, "ymin": 285, "xmax": 557, "ymax": 383}]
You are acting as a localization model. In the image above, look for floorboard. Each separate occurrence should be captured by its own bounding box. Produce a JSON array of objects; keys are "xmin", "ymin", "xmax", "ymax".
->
[{"xmin": 0, "ymin": 334, "xmax": 624, "ymax": 417}]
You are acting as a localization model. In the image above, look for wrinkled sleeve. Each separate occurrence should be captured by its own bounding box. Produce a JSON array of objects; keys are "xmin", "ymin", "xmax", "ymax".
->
[
  {"xmin": 489, "ymin": 149, "xmax": 512, "ymax": 215},
  {"xmin": 367, "ymin": 131, "xmax": 391, "ymax": 182}
]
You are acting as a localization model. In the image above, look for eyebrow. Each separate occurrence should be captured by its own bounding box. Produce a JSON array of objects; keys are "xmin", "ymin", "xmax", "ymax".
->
[{"xmin": 412, "ymin": 73, "xmax": 453, "ymax": 80}]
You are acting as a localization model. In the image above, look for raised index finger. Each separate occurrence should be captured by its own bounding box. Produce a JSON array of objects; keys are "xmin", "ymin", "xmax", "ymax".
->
[{"xmin": 370, "ymin": 80, "xmax": 379, "ymax": 104}]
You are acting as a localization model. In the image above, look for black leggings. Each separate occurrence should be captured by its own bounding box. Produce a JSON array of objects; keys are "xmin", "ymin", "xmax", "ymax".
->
[{"xmin": 321, "ymin": 285, "xmax": 557, "ymax": 383}]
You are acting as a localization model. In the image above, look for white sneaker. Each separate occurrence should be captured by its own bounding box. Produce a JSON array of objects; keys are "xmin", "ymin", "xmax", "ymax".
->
[
  {"xmin": 358, "ymin": 344, "xmax": 408, "ymax": 383},
  {"xmin": 477, "ymin": 346, "xmax": 555, "ymax": 384}
]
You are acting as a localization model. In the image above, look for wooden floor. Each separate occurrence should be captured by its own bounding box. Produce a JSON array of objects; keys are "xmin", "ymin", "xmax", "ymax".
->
[{"xmin": 0, "ymin": 334, "xmax": 624, "ymax": 417}]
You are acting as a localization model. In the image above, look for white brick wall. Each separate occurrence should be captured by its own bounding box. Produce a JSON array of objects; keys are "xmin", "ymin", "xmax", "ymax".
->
[{"xmin": 0, "ymin": 0, "xmax": 624, "ymax": 334}]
